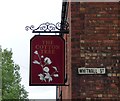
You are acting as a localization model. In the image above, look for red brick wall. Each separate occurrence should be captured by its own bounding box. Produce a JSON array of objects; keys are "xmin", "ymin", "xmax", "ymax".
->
[
  {"xmin": 58, "ymin": 2, "xmax": 120, "ymax": 100},
  {"xmin": 71, "ymin": 2, "xmax": 81, "ymax": 99},
  {"xmin": 77, "ymin": 2, "xmax": 120, "ymax": 100}
]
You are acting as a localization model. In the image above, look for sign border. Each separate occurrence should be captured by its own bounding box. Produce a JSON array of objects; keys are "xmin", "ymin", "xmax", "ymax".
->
[{"xmin": 29, "ymin": 35, "xmax": 65, "ymax": 86}]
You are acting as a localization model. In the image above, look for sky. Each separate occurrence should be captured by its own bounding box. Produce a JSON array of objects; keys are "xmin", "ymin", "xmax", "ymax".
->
[
  {"xmin": 0, "ymin": 0, "xmax": 62, "ymax": 99},
  {"xmin": 0, "ymin": 0, "xmax": 119, "ymax": 99}
]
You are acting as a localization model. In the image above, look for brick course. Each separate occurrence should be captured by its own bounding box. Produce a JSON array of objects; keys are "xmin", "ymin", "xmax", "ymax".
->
[{"xmin": 57, "ymin": 1, "xmax": 120, "ymax": 101}]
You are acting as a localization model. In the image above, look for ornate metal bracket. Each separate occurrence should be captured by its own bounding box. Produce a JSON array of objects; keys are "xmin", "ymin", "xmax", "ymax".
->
[{"xmin": 25, "ymin": 22, "xmax": 69, "ymax": 34}]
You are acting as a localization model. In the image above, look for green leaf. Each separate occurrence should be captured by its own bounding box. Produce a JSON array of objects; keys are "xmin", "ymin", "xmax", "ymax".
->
[{"xmin": 1, "ymin": 48, "xmax": 28, "ymax": 100}]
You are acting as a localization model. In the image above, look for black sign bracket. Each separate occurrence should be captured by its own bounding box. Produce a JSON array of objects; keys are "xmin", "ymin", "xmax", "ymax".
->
[{"xmin": 25, "ymin": 22, "xmax": 69, "ymax": 34}]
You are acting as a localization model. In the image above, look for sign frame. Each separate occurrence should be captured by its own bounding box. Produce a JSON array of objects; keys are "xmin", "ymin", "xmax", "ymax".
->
[{"xmin": 29, "ymin": 35, "xmax": 65, "ymax": 86}]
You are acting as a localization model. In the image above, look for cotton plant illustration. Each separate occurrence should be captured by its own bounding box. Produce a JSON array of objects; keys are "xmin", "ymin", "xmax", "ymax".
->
[{"xmin": 33, "ymin": 50, "xmax": 59, "ymax": 82}]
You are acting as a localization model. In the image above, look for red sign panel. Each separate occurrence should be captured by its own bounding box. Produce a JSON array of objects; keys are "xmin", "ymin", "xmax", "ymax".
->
[{"xmin": 30, "ymin": 35, "xmax": 65, "ymax": 86}]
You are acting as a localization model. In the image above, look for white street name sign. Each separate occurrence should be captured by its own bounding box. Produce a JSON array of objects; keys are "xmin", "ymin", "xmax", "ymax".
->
[{"xmin": 78, "ymin": 68, "xmax": 106, "ymax": 74}]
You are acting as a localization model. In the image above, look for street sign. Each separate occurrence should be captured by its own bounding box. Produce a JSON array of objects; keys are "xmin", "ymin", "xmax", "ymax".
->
[
  {"xmin": 78, "ymin": 67, "xmax": 106, "ymax": 74},
  {"xmin": 30, "ymin": 35, "xmax": 65, "ymax": 86}
]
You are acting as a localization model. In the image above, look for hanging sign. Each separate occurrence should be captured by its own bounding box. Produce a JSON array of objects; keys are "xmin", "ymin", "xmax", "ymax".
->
[
  {"xmin": 78, "ymin": 67, "xmax": 106, "ymax": 74},
  {"xmin": 30, "ymin": 35, "xmax": 65, "ymax": 86}
]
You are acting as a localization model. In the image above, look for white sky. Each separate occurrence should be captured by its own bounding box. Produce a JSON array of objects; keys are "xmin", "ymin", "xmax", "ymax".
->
[
  {"xmin": 0, "ymin": 0, "xmax": 119, "ymax": 99},
  {"xmin": 0, "ymin": 0, "xmax": 62, "ymax": 99}
]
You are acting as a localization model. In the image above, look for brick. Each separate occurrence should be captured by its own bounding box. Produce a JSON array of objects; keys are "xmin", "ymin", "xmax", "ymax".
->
[{"xmin": 58, "ymin": 2, "xmax": 120, "ymax": 100}]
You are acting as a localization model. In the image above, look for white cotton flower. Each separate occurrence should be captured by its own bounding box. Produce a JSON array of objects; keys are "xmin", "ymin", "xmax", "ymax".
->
[
  {"xmin": 34, "ymin": 50, "xmax": 38, "ymax": 55},
  {"xmin": 44, "ymin": 73, "xmax": 53, "ymax": 82},
  {"xmin": 44, "ymin": 73, "xmax": 51, "ymax": 79},
  {"xmin": 43, "ymin": 67, "xmax": 49, "ymax": 72},
  {"xmin": 44, "ymin": 57, "xmax": 52, "ymax": 65},
  {"xmin": 33, "ymin": 60, "xmax": 40, "ymax": 64},
  {"xmin": 41, "ymin": 55, "xmax": 44, "ymax": 58},
  {"xmin": 38, "ymin": 74, "xmax": 44, "ymax": 81},
  {"xmin": 48, "ymin": 77, "xmax": 53, "ymax": 82}
]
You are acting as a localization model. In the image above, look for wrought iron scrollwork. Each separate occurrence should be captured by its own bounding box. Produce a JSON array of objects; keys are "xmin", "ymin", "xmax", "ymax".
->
[
  {"xmin": 60, "ymin": 21, "xmax": 69, "ymax": 31},
  {"xmin": 36, "ymin": 22, "xmax": 60, "ymax": 31},
  {"xmin": 25, "ymin": 22, "xmax": 69, "ymax": 34},
  {"xmin": 25, "ymin": 25, "xmax": 35, "ymax": 31}
]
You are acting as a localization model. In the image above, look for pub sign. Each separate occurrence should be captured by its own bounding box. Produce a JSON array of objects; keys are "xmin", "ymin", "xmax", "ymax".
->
[{"xmin": 30, "ymin": 35, "xmax": 65, "ymax": 86}]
